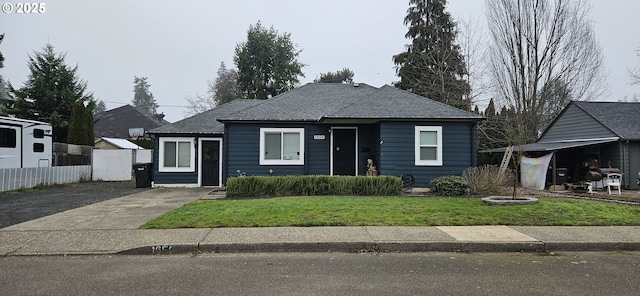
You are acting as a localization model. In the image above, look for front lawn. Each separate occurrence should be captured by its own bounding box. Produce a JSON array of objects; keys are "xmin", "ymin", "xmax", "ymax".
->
[{"xmin": 141, "ymin": 196, "xmax": 640, "ymax": 229}]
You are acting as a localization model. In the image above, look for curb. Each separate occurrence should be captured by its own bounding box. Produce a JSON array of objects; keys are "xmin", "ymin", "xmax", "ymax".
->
[
  {"xmin": 9, "ymin": 241, "xmax": 640, "ymax": 256},
  {"xmin": 116, "ymin": 241, "xmax": 554, "ymax": 255},
  {"xmin": 543, "ymin": 242, "xmax": 640, "ymax": 252}
]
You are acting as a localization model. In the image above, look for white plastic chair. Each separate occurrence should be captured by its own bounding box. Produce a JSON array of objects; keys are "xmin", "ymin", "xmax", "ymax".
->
[{"xmin": 606, "ymin": 173, "xmax": 622, "ymax": 195}]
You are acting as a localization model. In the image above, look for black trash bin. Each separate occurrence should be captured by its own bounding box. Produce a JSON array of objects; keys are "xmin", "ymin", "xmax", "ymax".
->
[
  {"xmin": 133, "ymin": 163, "xmax": 152, "ymax": 188},
  {"xmin": 556, "ymin": 168, "xmax": 568, "ymax": 185}
]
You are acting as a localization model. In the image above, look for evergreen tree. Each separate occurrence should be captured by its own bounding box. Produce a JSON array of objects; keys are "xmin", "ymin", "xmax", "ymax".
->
[
  {"xmin": 93, "ymin": 100, "xmax": 107, "ymax": 115},
  {"xmin": 476, "ymin": 99, "xmax": 509, "ymax": 165},
  {"xmin": 393, "ymin": 0, "xmax": 470, "ymax": 110},
  {"xmin": 132, "ymin": 76, "xmax": 158, "ymax": 117},
  {"xmin": 485, "ymin": 98, "xmax": 496, "ymax": 118},
  {"xmin": 314, "ymin": 68, "xmax": 355, "ymax": 84},
  {"xmin": 234, "ymin": 21, "xmax": 305, "ymax": 100},
  {"xmin": 68, "ymin": 101, "xmax": 94, "ymax": 145},
  {"xmin": 3, "ymin": 44, "xmax": 94, "ymax": 142}
]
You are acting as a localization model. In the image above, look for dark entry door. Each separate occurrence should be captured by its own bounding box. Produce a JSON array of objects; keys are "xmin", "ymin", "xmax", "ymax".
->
[
  {"xmin": 333, "ymin": 129, "xmax": 356, "ymax": 176},
  {"xmin": 201, "ymin": 140, "xmax": 220, "ymax": 186}
]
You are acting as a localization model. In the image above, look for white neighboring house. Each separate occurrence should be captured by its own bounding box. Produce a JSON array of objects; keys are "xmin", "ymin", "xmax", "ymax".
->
[
  {"xmin": 94, "ymin": 137, "xmax": 144, "ymax": 150},
  {"xmin": 94, "ymin": 137, "xmax": 152, "ymax": 163},
  {"xmin": 0, "ymin": 116, "xmax": 53, "ymax": 169}
]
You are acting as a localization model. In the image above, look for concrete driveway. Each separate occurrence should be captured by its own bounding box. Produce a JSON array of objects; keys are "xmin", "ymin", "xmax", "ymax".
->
[
  {"xmin": 2, "ymin": 187, "xmax": 213, "ymax": 231},
  {"xmin": 0, "ymin": 181, "xmax": 151, "ymax": 228}
]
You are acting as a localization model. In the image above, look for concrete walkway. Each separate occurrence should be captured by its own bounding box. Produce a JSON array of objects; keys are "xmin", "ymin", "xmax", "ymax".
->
[{"xmin": 1, "ymin": 188, "xmax": 640, "ymax": 256}]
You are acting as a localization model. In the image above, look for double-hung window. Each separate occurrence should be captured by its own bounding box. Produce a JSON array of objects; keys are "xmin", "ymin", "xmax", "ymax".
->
[
  {"xmin": 159, "ymin": 137, "xmax": 195, "ymax": 172},
  {"xmin": 260, "ymin": 128, "xmax": 304, "ymax": 165},
  {"xmin": 415, "ymin": 126, "xmax": 442, "ymax": 166}
]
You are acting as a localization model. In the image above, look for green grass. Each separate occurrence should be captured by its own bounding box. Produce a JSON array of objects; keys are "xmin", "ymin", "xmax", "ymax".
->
[{"xmin": 140, "ymin": 196, "xmax": 640, "ymax": 229}]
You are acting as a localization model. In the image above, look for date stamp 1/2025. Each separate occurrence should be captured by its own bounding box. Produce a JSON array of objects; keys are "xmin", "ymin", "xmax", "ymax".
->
[{"xmin": 2, "ymin": 2, "xmax": 46, "ymax": 14}]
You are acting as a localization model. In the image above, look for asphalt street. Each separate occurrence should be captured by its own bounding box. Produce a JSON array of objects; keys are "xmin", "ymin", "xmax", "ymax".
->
[{"xmin": 1, "ymin": 252, "xmax": 639, "ymax": 295}]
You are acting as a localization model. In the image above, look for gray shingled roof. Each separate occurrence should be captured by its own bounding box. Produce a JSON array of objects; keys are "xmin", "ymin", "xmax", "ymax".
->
[
  {"xmin": 329, "ymin": 85, "xmax": 483, "ymax": 119},
  {"xmin": 218, "ymin": 83, "xmax": 483, "ymax": 122},
  {"xmin": 573, "ymin": 101, "xmax": 640, "ymax": 140},
  {"xmin": 153, "ymin": 83, "xmax": 483, "ymax": 134},
  {"xmin": 217, "ymin": 83, "xmax": 380, "ymax": 121},
  {"xmin": 94, "ymin": 104, "xmax": 168, "ymax": 138},
  {"xmin": 148, "ymin": 99, "xmax": 263, "ymax": 135}
]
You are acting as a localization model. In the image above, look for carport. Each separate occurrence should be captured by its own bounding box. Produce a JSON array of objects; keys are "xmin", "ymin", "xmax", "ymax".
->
[{"xmin": 482, "ymin": 137, "xmax": 621, "ymax": 187}]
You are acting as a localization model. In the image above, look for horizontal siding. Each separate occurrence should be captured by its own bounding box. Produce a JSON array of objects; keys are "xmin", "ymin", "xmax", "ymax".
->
[
  {"xmin": 152, "ymin": 135, "xmax": 202, "ymax": 185},
  {"xmin": 378, "ymin": 121, "xmax": 474, "ymax": 187},
  {"xmin": 153, "ymin": 172, "xmax": 198, "ymax": 184},
  {"xmin": 306, "ymin": 124, "xmax": 331, "ymax": 175},
  {"xmin": 540, "ymin": 105, "xmax": 615, "ymax": 142},
  {"xmin": 225, "ymin": 124, "xmax": 306, "ymax": 180},
  {"xmin": 226, "ymin": 123, "xmax": 383, "ymax": 179}
]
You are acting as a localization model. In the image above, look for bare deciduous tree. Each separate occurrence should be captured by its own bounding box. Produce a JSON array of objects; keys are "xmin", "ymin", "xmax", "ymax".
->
[
  {"xmin": 184, "ymin": 62, "xmax": 241, "ymax": 116},
  {"xmin": 457, "ymin": 17, "xmax": 490, "ymax": 110},
  {"xmin": 630, "ymin": 47, "xmax": 640, "ymax": 86},
  {"xmin": 486, "ymin": 0, "xmax": 608, "ymax": 143},
  {"xmin": 184, "ymin": 91, "xmax": 214, "ymax": 117}
]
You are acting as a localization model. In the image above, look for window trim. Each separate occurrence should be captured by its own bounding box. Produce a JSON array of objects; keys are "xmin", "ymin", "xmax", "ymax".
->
[
  {"xmin": 415, "ymin": 126, "xmax": 443, "ymax": 166},
  {"xmin": 158, "ymin": 137, "xmax": 196, "ymax": 172},
  {"xmin": 259, "ymin": 128, "xmax": 305, "ymax": 165}
]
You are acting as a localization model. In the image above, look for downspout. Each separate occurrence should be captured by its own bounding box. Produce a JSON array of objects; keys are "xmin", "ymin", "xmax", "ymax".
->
[
  {"xmin": 304, "ymin": 126, "xmax": 309, "ymax": 176},
  {"xmin": 223, "ymin": 125, "xmax": 229, "ymax": 185},
  {"xmin": 552, "ymin": 151, "xmax": 556, "ymax": 189},
  {"xmin": 623, "ymin": 141, "xmax": 629, "ymax": 187},
  {"xmin": 471, "ymin": 121, "xmax": 478, "ymax": 166}
]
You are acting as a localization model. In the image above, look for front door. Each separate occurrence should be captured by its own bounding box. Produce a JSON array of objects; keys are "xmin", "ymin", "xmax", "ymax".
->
[
  {"xmin": 200, "ymin": 140, "xmax": 220, "ymax": 186},
  {"xmin": 332, "ymin": 128, "xmax": 357, "ymax": 176}
]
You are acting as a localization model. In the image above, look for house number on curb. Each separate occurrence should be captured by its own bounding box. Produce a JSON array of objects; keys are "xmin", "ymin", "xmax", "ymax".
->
[{"xmin": 151, "ymin": 245, "xmax": 173, "ymax": 252}]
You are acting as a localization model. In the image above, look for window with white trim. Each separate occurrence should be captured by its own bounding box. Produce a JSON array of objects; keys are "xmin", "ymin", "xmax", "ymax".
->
[
  {"xmin": 260, "ymin": 128, "xmax": 304, "ymax": 165},
  {"xmin": 159, "ymin": 137, "xmax": 195, "ymax": 172},
  {"xmin": 415, "ymin": 126, "xmax": 442, "ymax": 166}
]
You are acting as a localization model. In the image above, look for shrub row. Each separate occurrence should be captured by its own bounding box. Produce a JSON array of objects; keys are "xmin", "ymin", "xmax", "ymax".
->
[
  {"xmin": 225, "ymin": 175, "xmax": 403, "ymax": 198},
  {"xmin": 429, "ymin": 175, "xmax": 468, "ymax": 196}
]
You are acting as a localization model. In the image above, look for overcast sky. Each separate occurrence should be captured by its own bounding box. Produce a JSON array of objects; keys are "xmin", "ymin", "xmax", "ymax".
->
[{"xmin": 2, "ymin": 0, "xmax": 639, "ymax": 123}]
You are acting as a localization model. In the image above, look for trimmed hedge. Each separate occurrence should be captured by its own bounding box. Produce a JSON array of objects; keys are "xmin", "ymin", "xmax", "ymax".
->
[
  {"xmin": 226, "ymin": 175, "xmax": 403, "ymax": 198},
  {"xmin": 429, "ymin": 175, "xmax": 468, "ymax": 196}
]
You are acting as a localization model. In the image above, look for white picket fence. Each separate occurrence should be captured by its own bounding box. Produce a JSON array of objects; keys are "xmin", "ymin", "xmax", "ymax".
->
[{"xmin": 0, "ymin": 165, "xmax": 92, "ymax": 192}]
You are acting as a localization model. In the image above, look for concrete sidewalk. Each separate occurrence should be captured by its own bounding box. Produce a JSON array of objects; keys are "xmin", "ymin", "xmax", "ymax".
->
[{"xmin": 1, "ymin": 188, "xmax": 640, "ymax": 256}]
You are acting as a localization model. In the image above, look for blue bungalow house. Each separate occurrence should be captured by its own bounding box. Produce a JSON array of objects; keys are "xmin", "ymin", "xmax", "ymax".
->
[{"xmin": 148, "ymin": 83, "xmax": 483, "ymax": 188}]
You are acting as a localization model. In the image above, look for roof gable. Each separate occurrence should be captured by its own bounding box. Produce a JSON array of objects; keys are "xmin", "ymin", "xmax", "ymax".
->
[
  {"xmin": 540, "ymin": 101, "xmax": 640, "ymax": 141},
  {"xmin": 573, "ymin": 101, "xmax": 640, "ymax": 140}
]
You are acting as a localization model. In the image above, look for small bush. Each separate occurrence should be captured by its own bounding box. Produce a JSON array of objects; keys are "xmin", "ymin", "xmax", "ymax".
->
[
  {"xmin": 429, "ymin": 175, "xmax": 468, "ymax": 196},
  {"xmin": 225, "ymin": 175, "xmax": 402, "ymax": 198},
  {"xmin": 463, "ymin": 165, "xmax": 511, "ymax": 197}
]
